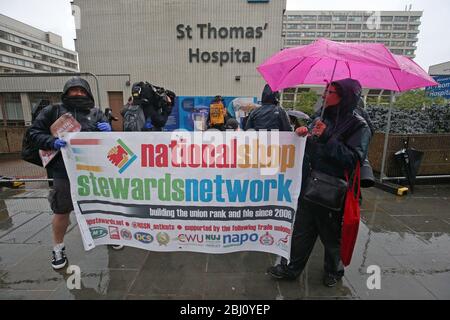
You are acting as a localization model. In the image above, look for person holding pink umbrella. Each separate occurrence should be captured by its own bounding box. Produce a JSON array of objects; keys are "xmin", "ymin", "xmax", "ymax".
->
[{"xmin": 268, "ymin": 78, "xmax": 371, "ymax": 287}]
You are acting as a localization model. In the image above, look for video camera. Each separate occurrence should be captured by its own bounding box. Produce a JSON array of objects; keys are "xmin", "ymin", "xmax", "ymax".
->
[{"xmin": 131, "ymin": 81, "xmax": 175, "ymax": 114}]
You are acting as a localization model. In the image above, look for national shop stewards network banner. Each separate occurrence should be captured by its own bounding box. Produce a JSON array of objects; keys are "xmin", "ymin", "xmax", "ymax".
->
[{"xmin": 61, "ymin": 131, "xmax": 306, "ymax": 260}]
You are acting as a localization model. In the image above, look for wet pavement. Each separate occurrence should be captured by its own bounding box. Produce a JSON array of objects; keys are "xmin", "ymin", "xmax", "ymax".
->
[{"xmin": 0, "ymin": 184, "xmax": 449, "ymax": 300}]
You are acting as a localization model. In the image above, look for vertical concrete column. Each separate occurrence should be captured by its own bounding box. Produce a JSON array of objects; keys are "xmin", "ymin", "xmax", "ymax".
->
[{"xmin": 20, "ymin": 93, "xmax": 32, "ymax": 126}]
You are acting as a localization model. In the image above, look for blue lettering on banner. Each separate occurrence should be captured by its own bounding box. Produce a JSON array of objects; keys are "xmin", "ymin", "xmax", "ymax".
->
[{"xmin": 223, "ymin": 233, "xmax": 259, "ymax": 247}]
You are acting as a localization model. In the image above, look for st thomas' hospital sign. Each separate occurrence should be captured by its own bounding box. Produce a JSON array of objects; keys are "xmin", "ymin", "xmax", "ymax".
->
[{"xmin": 176, "ymin": 23, "xmax": 270, "ymax": 67}]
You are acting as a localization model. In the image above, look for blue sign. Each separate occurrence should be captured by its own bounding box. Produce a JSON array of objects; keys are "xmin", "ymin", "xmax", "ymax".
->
[
  {"xmin": 426, "ymin": 75, "xmax": 450, "ymax": 99},
  {"xmin": 175, "ymin": 96, "xmax": 256, "ymax": 131}
]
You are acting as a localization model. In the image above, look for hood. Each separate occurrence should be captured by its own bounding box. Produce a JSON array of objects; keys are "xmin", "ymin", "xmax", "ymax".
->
[
  {"xmin": 261, "ymin": 84, "xmax": 279, "ymax": 106},
  {"xmin": 330, "ymin": 78, "xmax": 362, "ymax": 116},
  {"xmin": 61, "ymin": 77, "xmax": 95, "ymax": 101}
]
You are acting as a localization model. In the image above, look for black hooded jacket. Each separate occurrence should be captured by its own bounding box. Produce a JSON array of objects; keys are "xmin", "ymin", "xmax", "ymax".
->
[
  {"xmin": 303, "ymin": 78, "xmax": 372, "ymax": 181},
  {"xmin": 28, "ymin": 77, "xmax": 107, "ymax": 178},
  {"xmin": 245, "ymin": 84, "xmax": 292, "ymax": 131}
]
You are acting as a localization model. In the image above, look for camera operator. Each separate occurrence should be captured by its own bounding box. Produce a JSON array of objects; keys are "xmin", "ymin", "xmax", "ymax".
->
[{"xmin": 132, "ymin": 82, "xmax": 175, "ymax": 131}]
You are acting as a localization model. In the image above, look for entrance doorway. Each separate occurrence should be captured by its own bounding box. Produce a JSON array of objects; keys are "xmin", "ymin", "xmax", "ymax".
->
[{"xmin": 107, "ymin": 91, "xmax": 124, "ymax": 131}]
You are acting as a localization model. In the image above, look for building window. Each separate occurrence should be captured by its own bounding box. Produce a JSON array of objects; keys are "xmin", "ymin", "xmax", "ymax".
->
[
  {"xmin": 410, "ymin": 16, "xmax": 421, "ymax": 22},
  {"xmin": 362, "ymin": 32, "xmax": 376, "ymax": 38},
  {"xmin": 392, "ymin": 33, "xmax": 406, "ymax": 39},
  {"xmin": 347, "ymin": 32, "xmax": 361, "ymax": 38},
  {"xmin": 317, "ymin": 24, "xmax": 331, "ymax": 29},
  {"xmin": 394, "ymin": 16, "xmax": 409, "ymax": 22},
  {"xmin": 4, "ymin": 93, "xmax": 23, "ymax": 121},
  {"xmin": 391, "ymin": 41, "xmax": 405, "ymax": 47},
  {"xmin": 407, "ymin": 33, "xmax": 418, "ymax": 39},
  {"xmin": 348, "ymin": 16, "xmax": 363, "ymax": 22},
  {"xmin": 286, "ymin": 24, "xmax": 300, "ymax": 29},
  {"xmin": 332, "ymin": 16, "xmax": 347, "ymax": 22},
  {"xmin": 286, "ymin": 39, "xmax": 301, "ymax": 46},
  {"xmin": 376, "ymin": 32, "xmax": 391, "ymax": 38},
  {"xmin": 300, "ymin": 24, "xmax": 316, "ymax": 30},
  {"xmin": 404, "ymin": 49, "xmax": 415, "ymax": 56},
  {"xmin": 318, "ymin": 15, "xmax": 332, "ymax": 21},
  {"xmin": 316, "ymin": 32, "xmax": 331, "ymax": 37},
  {"xmin": 332, "ymin": 24, "xmax": 347, "ymax": 30},
  {"xmin": 286, "ymin": 15, "xmax": 301, "ymax": 20},
  {"xmin": 381, "ymin": 16, "xmax": 393, "ymax": 22},
  {"xmin": 390, "ymin": 49, "xmax": 404, "ymax": 54},
  {"xmin": 393, "ymin": 24, "xmax": 408, "ymax": 30},
  {"xmin": 348, "ymin": 24, "xmax": 362, "ymax": 30},
  {"xmin": 301, "ymin": 15, "xmax": 317, "ymax": 21},
  {"xmin": 331, "ymin": 32, "xmax": 346, "ymax": 38},
  {"xmin": 287, "ymin": 32, "xmax": 302, "ymax": 38}
]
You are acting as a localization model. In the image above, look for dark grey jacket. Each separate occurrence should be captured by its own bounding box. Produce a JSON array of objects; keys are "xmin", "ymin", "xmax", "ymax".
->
[
  {"xmin": 245, "ymin": 84, "xmax": 292, "ymax": 131},
  {"xmin": 304, "ymin": 78, "xmax": 372, "ymax": 180}
]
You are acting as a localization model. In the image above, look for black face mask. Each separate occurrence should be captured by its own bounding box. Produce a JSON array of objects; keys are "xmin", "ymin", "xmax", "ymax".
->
[{"xmin": 62, "ymin": 96, "xmax": 94, "ymax": 111}]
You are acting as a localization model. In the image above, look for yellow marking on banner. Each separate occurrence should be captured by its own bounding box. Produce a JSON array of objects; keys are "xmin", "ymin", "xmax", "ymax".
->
[{"xmin": 76, "ymin": 164, "xmax": 102, "ymax": 172}]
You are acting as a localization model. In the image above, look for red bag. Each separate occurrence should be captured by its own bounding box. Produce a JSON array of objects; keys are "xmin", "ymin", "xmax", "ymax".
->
[{"xmin": 340, "ymin": 162, "xmax": 361, "ymax": 266}]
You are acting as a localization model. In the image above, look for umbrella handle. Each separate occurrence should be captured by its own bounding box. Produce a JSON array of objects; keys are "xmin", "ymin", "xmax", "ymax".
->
[{"xmin": 319, "ymin": 80, "xmax": 331, "ymax": 120}]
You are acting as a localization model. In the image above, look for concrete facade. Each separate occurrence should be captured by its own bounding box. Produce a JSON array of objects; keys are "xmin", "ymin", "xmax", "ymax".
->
[
  {"xmin": 0, "ymin": 14, "xmax": 79, "ymax": 126},
  {"xmin": 283, "ymin": 10, "xmax": 421, "ymax": 58},
  {"xmin": 429, "ymin": 61, "xmax": 450, "ymax": 76},
  {"xmin": 73, "ymin": 0, "xmax": 286, "ymax": 105},
  {"xmin": 0, "ymin": 14, "xmax": 78, "ymax": 73}
]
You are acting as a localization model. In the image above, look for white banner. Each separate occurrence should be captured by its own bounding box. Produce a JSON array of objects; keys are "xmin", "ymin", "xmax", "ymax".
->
[{"xmin": 61, "ymin": 131, "xmax": 305, "ymax": 260}]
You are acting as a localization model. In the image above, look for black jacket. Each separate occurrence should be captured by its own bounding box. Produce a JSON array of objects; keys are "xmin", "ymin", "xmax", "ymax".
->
[
  {"xmin": 304, "ymin": 79, "xmax": 372, "ymax": 180},
  {"xmin": 29, "ymin": 104, "xmax": 107, "ymax": 179},
  {"xmin": 245, "ymin": 84, "xmax": 292, "ymax": 131}
]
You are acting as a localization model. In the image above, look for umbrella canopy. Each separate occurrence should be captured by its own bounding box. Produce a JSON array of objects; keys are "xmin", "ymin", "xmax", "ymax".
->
[{"xmin": 257, "ymin": 38, "xmax": 438, "ymax": 92}]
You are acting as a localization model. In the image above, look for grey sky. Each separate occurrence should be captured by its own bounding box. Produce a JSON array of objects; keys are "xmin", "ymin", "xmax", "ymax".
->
[{"xmin": 0, "ymin": 0, "xmax": 448, "ymax": 71}]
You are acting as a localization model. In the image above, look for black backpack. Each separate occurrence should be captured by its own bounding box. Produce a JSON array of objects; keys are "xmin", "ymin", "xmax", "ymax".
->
[
  {"xmin": 122, "ymin": 104, "xmax": 146, "ymax": 131},
  {"xmin": 21, "ymin": 103, "xmax": 57, "ymax": 166}
]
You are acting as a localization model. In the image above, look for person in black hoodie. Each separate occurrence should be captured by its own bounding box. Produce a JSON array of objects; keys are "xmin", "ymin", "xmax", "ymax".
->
[
  {"xmin": 267, "ymin": 78, "xmax": 371, "ymax": 287},
  {"xmin": 244, "ymin": 84, "xmax": 292, "ymax": 131},
  {"xmin": 29, "ymin": 77, "xmax": 111, "ymax": 270}
]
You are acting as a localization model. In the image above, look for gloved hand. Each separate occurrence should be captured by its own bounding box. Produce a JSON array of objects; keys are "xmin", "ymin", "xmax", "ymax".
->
[
  {"xmin": 53, "ymin": 139, "xmax": 67, "ymax": 150},
  {"xmin": 312, "ymin": 120, "xmax": 327, "ymax": 137},
  {"xmin": 97, "ymin": 122, "xmax": 112, "ymax": 132},
  {"xmin": 144, "ymin": 120, "xmax": 153, "ymax": 130},
  {"xmin": 295, "ymin": 126, "xmax": 309, "ymax": 137}
]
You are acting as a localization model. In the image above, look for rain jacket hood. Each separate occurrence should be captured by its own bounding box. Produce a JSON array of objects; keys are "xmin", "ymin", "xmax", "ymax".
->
[
  {"xmin": 261, "ymin": 84, "xmax": 280, "ymax": 106},
  {"xmin": 61, "ymin": 77, "xmax": 95, "ymax": 102},
  {"xmin": 327, "ymin": 78, "xmax": 362, "ymax": 117}
]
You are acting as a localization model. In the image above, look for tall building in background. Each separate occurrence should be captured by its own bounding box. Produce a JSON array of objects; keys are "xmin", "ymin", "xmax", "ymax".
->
[
  {"xmin": 0, "ymin": 14, "xmax": 78, "ymax": 73},
  {"xmin": 281, "ymin": 10, "xmax": 422, "ymax": 106},
  {"xmin": 0, "ymin": 14, "xmax": 78, "ymax": 127}
]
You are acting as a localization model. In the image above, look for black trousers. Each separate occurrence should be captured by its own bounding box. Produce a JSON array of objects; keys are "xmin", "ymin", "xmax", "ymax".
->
[{"xmin": 282, "ymin": 198, "xmax": 344, "ymax": 278}]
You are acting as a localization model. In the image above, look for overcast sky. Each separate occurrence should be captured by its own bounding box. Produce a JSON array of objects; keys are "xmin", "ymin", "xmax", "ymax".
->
[{"xmin": 0, "ymin": 0, "xmax": 449, "ymax": 71}]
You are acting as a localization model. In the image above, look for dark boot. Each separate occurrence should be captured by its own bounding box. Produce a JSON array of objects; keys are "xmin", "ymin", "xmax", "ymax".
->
[{"xmin": 267, "ymin": 263, "xmax": 301, "ymax": 280}]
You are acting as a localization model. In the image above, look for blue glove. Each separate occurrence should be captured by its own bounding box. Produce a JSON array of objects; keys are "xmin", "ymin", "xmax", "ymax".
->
[
  {"xmin": 97, "ymin": 122, "xmax": 112, "ymax": 132},
  {"xmin": 144, "ymin": 121, "xmax": 153, "ymax": 129},
  {"xmin": 53, "ymin": 139, "xmax": 67, "ymax": 150}
]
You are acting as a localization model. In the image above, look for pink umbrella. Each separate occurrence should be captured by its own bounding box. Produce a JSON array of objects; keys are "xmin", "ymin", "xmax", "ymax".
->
[{"xmin": 257, "ymin": 38, "xmax": 438, "ymax": 92}]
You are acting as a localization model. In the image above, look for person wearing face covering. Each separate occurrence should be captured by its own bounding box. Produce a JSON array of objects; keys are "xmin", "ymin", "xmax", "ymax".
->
[
  {"xmin": 29, "ymin": 77, "xmax": 110, "ymax": 270},
  {"xmin": 267, "ymin": 78, "xmax": 371, "ymax": 287}
]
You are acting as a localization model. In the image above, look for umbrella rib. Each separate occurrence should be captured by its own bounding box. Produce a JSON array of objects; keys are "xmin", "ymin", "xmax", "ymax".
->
[
  {"xmin": 389, "ymin": 68, "xmax": 401, "ymax": 92},
  {"xmin": 345, "ymin": 61, "xmax": 352, "ymax": 78},
  {"xmin": 273, "ymin": 56, "xmax": 308, "ymax": 90}
]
